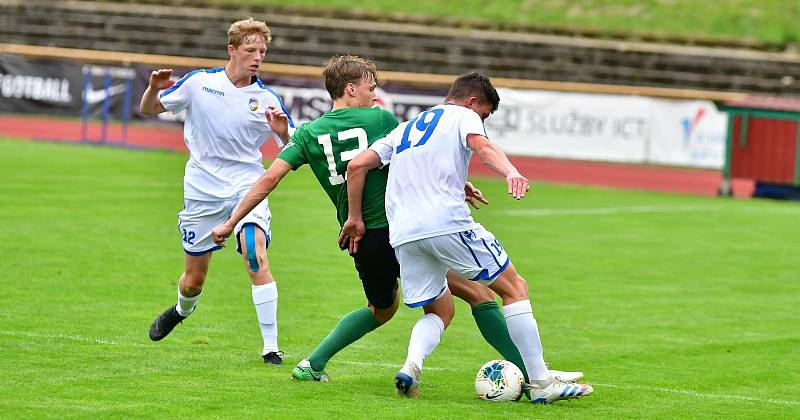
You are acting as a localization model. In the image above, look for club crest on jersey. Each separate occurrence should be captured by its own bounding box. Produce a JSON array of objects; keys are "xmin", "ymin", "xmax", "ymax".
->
[{"xmin": 248, "ymin": 97, "xmax": 259, "ymax": 111}]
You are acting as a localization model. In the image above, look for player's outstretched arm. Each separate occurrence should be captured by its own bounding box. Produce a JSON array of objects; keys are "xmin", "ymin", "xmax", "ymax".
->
[
  {"xmin": 338, "ymin": 150, "xmax": 382, "ymax": 254},
  {"xmin": 467, "ymin": 133, "xmax": 530, "ymax": 200},
  {"xmin": 211, "ymin": 159, "xmax": 293, "ymax": 245},
  {"xmin": 140, "ymin": 69, "xmax": 174, "ymax": 116}
]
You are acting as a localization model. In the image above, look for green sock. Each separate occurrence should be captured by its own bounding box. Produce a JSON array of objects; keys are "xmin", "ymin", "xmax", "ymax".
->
[
  {"xmin": 471, "ymin": 301, "xmax": 529, "ymax": 383},
  {"xmin": 307, "ymin": 307, "xmax": 380, "ymax": 371}
]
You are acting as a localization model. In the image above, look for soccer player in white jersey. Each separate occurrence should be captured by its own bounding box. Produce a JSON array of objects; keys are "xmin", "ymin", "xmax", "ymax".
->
[
  {"xmin": 139, "ymin": 18, "xmax": 294, "ymax": 365},
  {"xmin": 341, "ymin": 72, "xmax": 592, "ymax": 403}
]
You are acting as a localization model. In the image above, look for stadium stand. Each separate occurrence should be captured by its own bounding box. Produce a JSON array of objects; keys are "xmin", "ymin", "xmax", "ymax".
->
[{"xmin": 1, "ymin": 0, "xmax": 798, "ymax": 96}]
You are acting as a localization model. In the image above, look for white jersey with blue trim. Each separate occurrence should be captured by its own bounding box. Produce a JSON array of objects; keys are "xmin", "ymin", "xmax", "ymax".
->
[
  {"xmin": 160, "ymin": 67, "xmax": 295, "ymax": 200},
  {"xmin": 370, "ymin": 104, "xmax": 487, "ymax": 247}
]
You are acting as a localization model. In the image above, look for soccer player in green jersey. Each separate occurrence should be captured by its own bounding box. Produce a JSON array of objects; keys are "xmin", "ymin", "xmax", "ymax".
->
[{"xmin": 211, "ymin": 55, "xmax": 544, "ymax": 383}]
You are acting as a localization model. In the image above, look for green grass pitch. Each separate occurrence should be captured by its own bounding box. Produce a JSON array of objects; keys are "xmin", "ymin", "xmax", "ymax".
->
[{"xmin": 0, "ymin": 138, "xmax": 798, "ymax": 418}]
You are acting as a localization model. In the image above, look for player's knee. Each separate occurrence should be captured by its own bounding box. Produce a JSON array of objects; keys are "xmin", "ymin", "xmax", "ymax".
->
[
  {"xmin": 462, "ymin": 284, "xmax": 497, "ymax": 307},
  {"xmin": 477, "ymin": 287, "xmax": 497, "ymax": 304},
  {"xmin": 426, "ymin": 296, "xmax": 455, "ymax": 328},
  {"xmin": 491, "ymin": 268, "xmax": 530, "ymax": 303},
  {"xmin": 181, "ymin": 270, "xmax": 206, "ymax": 293},
  {"xmin": 438, "ymin": 306, "xmax": 455, "ymax": 328},
  {"xmin": 372, "ymin": 304, "xmax": 397, "ymax": 325},
  {"xmin": 503, "ymin": 274, "xmax": 529, "ymax": 301},
  {"xmin": 513, "ymin": 274, "xmax": 529, "ymax": 296},
  {"xmin": 243, "ymin": 251, "xmax": 269, "ymax": 273},
  {"xmin": 370, "ymin": 293, "xmax": 399, "ymax": 325},
  {"xmin": 448, "ymin": 273, "xmax": 495, "ymax": 306}
]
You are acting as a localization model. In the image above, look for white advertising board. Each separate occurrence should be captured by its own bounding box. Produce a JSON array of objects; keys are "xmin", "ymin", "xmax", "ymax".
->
[{"xmin": 486, "ymin": 88, "xmax": 727, "ymax": 168}]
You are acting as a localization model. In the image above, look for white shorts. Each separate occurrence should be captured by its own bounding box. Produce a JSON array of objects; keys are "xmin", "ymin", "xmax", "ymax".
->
[
  {"xmin": 177, "ymin": 193, "xmax": 272, "ymax": 256},
  {"xmin": 394, "ymin": 224, "xmax": 510, "ymax": 307}
]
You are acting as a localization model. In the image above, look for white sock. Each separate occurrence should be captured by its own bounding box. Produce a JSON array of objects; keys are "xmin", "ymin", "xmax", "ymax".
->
[
  {"xmin": 252, "ymin": 282, "xmax": 278, "ymax": 355},
  {"xmin": 404, "ymin": 313, "xmax": 445, "ymax": 372},
  {"xmin": 503, "ymin": 300, "xmax": 550, "ymax": 381},
  {"xmin": 176, "ymin": 289, "xmax": 201, "ymax": 317}
]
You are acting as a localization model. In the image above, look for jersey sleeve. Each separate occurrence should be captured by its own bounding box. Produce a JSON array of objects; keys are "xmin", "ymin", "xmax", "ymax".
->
[
  {"xmin": 458, "ymin": 110, "xmax": 488, "ymax": 151},
  {"xmin": 159, "ymin": 69, "xmax": 202, "ymax": 113},
  {"xmin": 369, "ymin": 130, "xmax": 397, "ymax": 167},
  {"xmin": 276, "ymin": 127, "xmax": 308, "ymax": 169}
]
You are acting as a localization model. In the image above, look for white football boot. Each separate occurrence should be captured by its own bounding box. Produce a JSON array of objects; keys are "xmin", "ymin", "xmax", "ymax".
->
[
  {"xmin": 528, "ymin": 377, "xmax": 593, "ymax": 404},
  {"xmin": 394, "ymin": 361, "xmax": 421, "ymax": 399}
]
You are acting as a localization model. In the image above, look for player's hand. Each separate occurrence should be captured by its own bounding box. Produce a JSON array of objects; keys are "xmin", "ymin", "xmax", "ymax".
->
[
  {"xmin": 338, "ymin": 217, "xmax": 366, "ymax": 255},
  {"xmin": 464, "ymin": 181, "xmax": 489, "ymax": 209},
  {"xmin": 148, "ymin": 69, "xmax": 175, "ymax": 91},
  {"xmin": 211, "ymin": 222, "xmax": 234, "ymax": 246},
  {"xmin": 266, "ymin": 105, "xmax": 290, "ymax": 142},
  {"xmin": 506, "ymin": 171, "xmax": 530, "ymax": 199}
]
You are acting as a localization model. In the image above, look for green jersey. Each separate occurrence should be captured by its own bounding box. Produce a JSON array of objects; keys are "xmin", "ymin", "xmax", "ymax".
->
[{"xmin": 278, "ymin": 106, "xmax": 399, "ymax": 228}]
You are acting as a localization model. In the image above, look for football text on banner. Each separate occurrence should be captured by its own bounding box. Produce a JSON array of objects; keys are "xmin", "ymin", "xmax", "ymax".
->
[{"xmin": 0, "ymin": 54, "xmax": 83, "ymax": 115}]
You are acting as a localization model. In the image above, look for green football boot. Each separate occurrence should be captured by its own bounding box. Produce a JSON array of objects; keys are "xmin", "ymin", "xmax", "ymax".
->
[{"xmin": 292, "ymin": 359, "xmax": 330, "ymax": 382}]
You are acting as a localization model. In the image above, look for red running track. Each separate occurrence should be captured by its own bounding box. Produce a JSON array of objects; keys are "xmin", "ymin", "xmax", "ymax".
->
[{"xmin": 0, "ymin": 115, "xmax": 753, "ymax": 197}]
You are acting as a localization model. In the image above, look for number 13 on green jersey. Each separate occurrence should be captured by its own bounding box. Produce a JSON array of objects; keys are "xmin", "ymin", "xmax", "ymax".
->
[{"xmin": 277, "ymin": 106, "xmax": 400, "ymax": 229}]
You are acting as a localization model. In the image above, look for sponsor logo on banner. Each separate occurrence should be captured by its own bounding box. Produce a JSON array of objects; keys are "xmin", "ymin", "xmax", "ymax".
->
[
  {"xmin": 80, "ymin": 66, "xmax": 135, "ymax": 107},
  {"xmin": 682, "ymin": 108, "xmax": 705, "ymax": 145},
  {"xmin": 486, "ymin": 89, "xmax": 652, "ymax": 163},
  {"xmin": 677, "ymin": 105, "xmax": 726, "ymax": 166},
  {"xmin": 83, "ymin": 83, "xmax": 128, "ymax": 105},
  {"xmin": 492, "ymin": 108, "xmax": 647, "ymax": 140},
  {"xmin": 487, "ymin": 88, "xmax": 726, "ymax": 168},
  {"xmin": 0, "ymin": 73, "xmax": 72, "ymax": 103}
]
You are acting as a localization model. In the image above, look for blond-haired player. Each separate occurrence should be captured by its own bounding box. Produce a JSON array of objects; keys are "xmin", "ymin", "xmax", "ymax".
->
[{"xmin": 140, "ymin": 18, "xmax": 294, "ymax": 365}]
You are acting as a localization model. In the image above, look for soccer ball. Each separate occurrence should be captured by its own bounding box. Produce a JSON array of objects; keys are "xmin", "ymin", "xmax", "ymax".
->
[{"xmin": 475, "ymin": 360, "xmax": 525, "ymax": 401}]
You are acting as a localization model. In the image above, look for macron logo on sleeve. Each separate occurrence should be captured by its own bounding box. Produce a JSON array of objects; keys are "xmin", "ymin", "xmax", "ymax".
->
[{"xmin": 202, "ymin": 86, "xmax": 225, "ymax": 96}]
